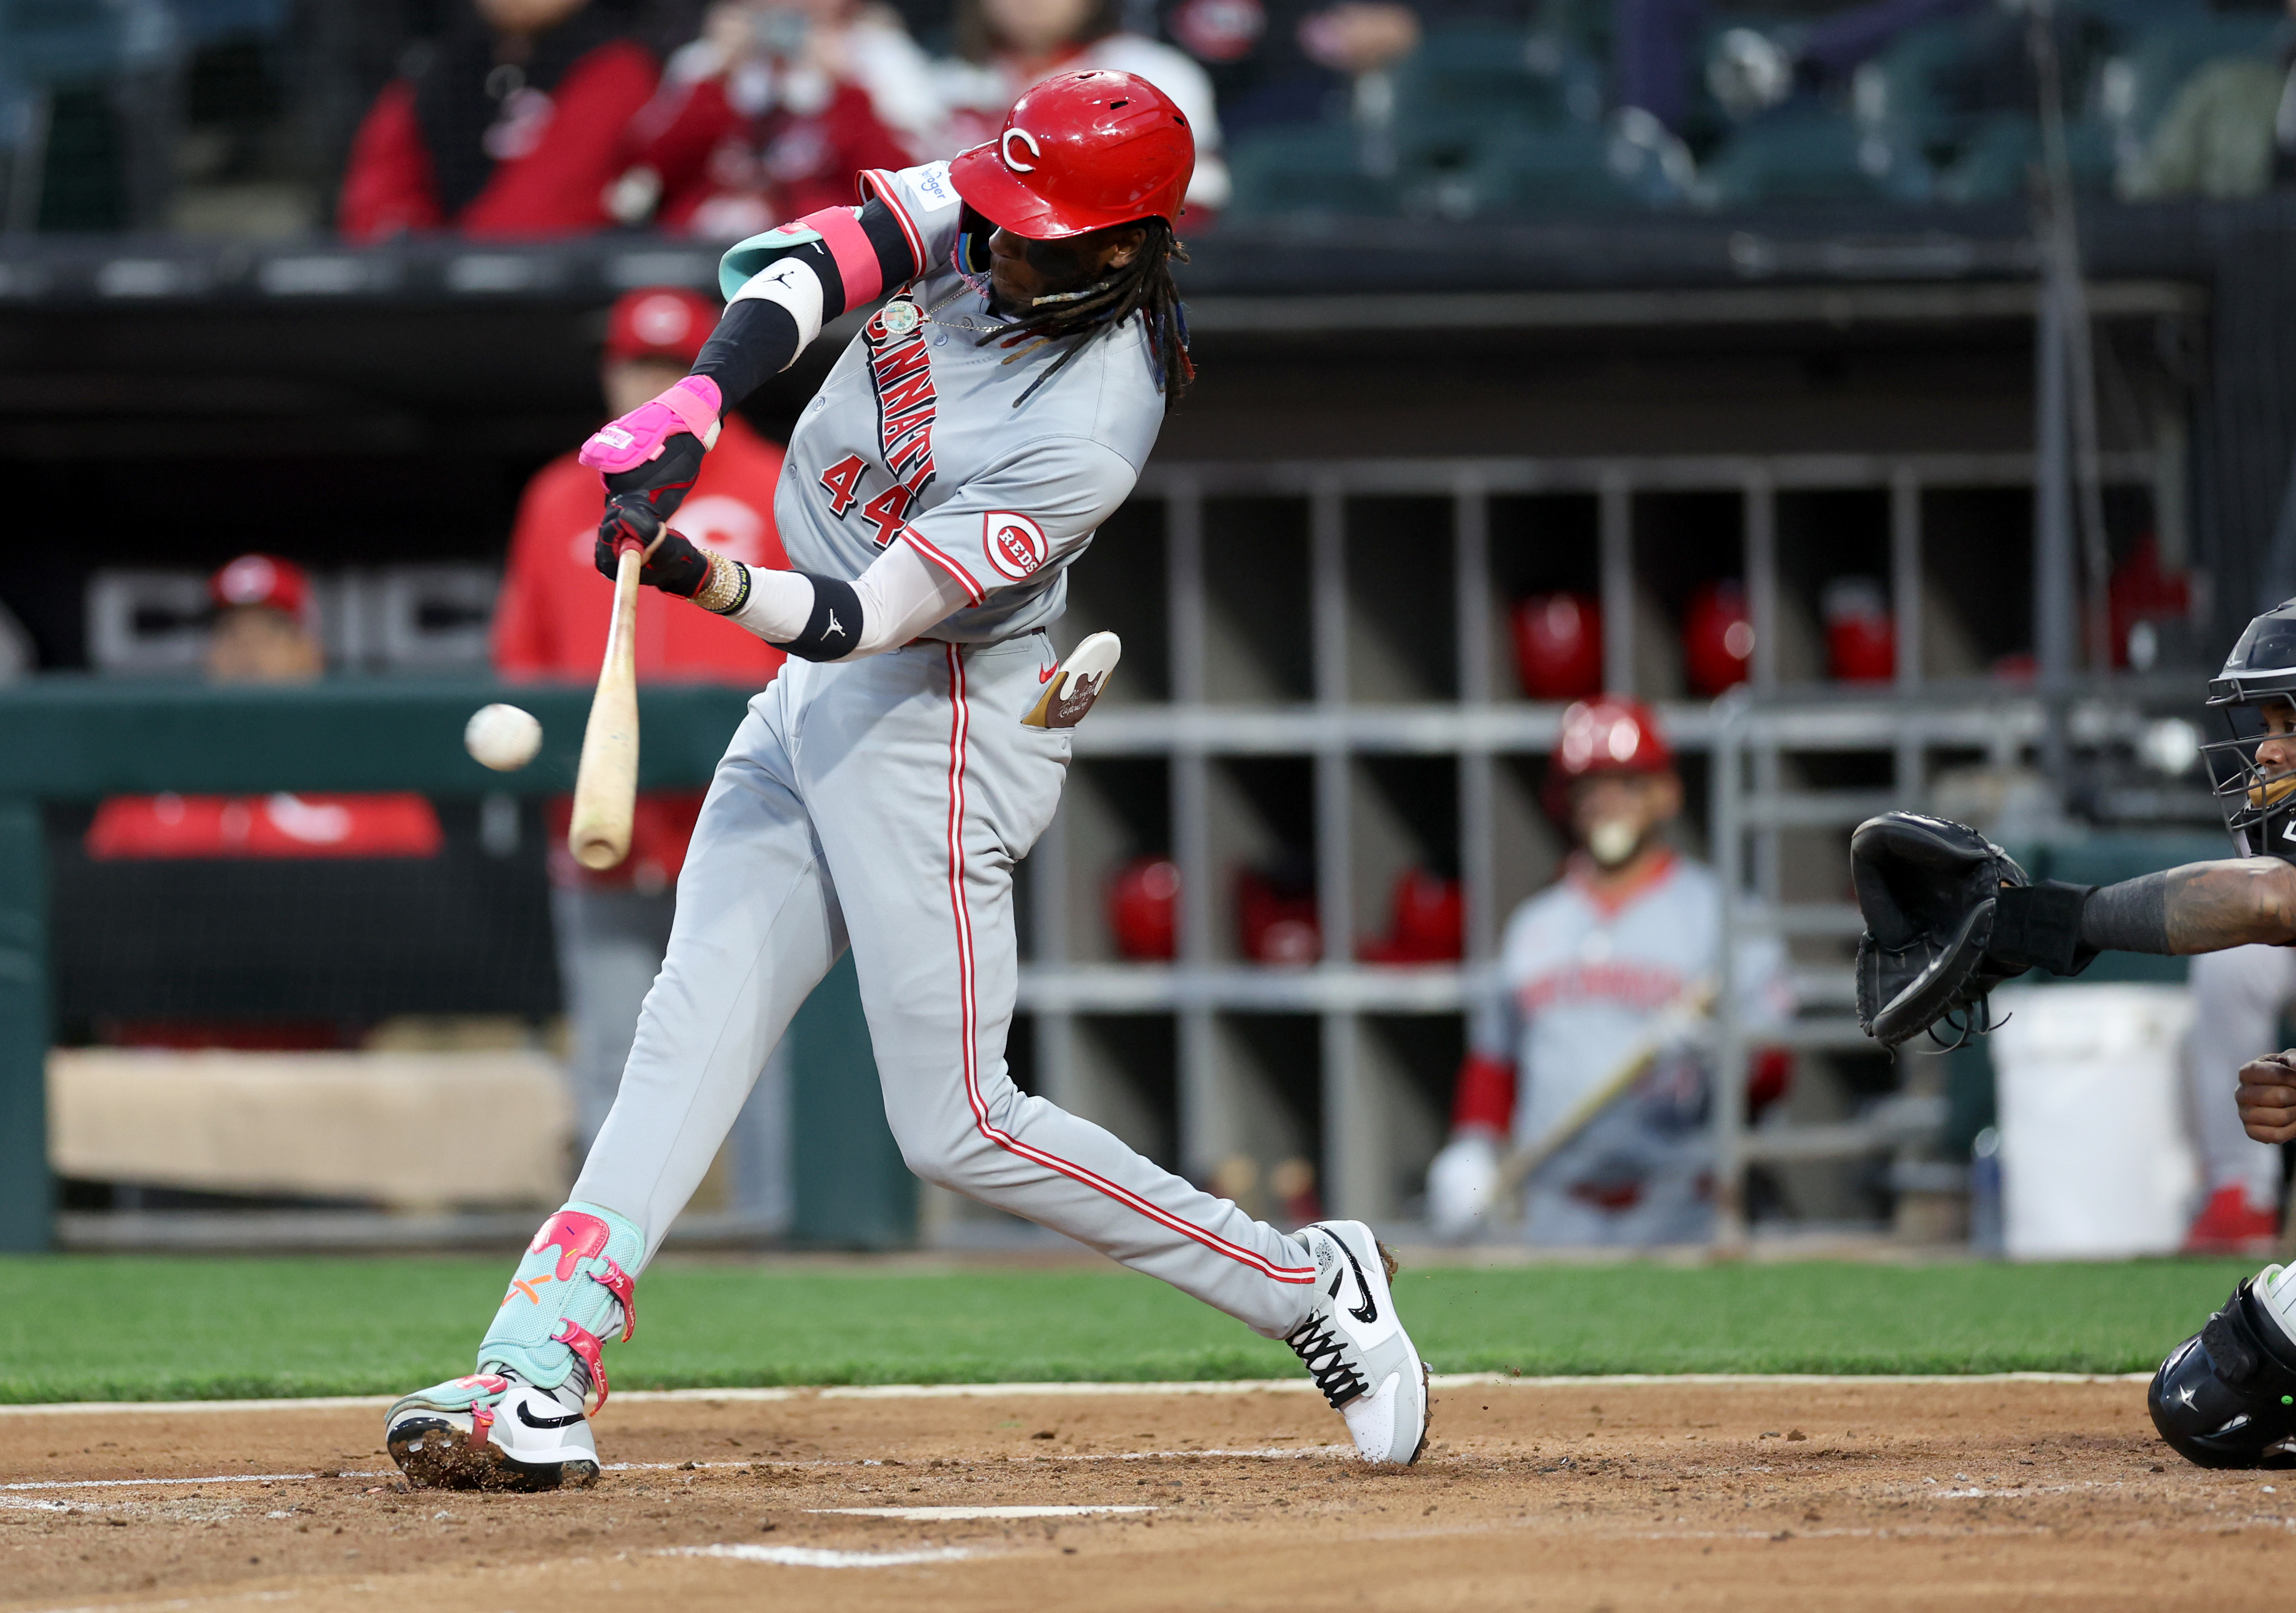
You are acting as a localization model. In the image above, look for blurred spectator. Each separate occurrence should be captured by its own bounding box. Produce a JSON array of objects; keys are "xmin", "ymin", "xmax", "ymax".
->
[
  {"xmin": 934, "ymin": 0, "xmax": 1232, "ymax": 213},
  {"xmin": 338, "ymin": 0, "xmax": 658, "ymax": 242},
  {"xmin": 2120, "ymin": 1, "xmax": 2296, "ymax": 201},
  {"xmin": 1622, "ymin": 0, "xmax": 1979, "ymax": 135},
  {"xmin": 493, "ymin": 286, "xmax": 789, "ymax": 1147},
  {"xmin": 610, "ymin": 0, "xmax": 944, "ymax": 237},
  {"xmin": 1152, "ymin": 0, "xmax": 1420, "ymax": 136},
  {"xmin": 1422, "ymin": 698, "xmax": 1790, "ymax": 1245},
  {"xmin": 86, "ymin": 556, "xmax": 444, "ymax": 863}
]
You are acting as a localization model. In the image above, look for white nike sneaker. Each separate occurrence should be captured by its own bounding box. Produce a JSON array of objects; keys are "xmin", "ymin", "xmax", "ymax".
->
[
  {"xmin": 1285, "ymin": 1221, "xmax": 1430, "ymax": 1464},
  {"xmin": 385, "ymin": 1371, "xmax": 599, "ymax": 1492}
]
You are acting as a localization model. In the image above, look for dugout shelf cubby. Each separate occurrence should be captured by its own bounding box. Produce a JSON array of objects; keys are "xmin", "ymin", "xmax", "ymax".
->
[{"xmin": 1020, "ymin": 448, "xmax": 2167, "ymax": 1238}]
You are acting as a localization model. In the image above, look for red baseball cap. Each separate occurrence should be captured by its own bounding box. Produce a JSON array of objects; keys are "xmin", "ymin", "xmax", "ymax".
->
[
  {"xmin": 605, "ymin": 287, "xmax": 719, "ymax": 365},
  {"xmin": 210, "ymin": 553, "xmax": 310, "ymax": 618}
]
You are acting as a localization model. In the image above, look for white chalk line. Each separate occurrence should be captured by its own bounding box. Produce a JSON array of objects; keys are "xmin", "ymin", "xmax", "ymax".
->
[
  {"xmin": 666, "ymin": 1543, "xmax": 975, "ymax": 1568},
  {"xmin": 810, "ymin": 1504, "xmax": 1155, "ymax": 1519},
  {"xmin": 0, "ymin": 1370, "xmax": 2152, "ymax": 1419}
]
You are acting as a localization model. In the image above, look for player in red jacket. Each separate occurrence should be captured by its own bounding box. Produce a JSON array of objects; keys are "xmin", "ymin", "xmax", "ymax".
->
[
  {"xmin": 493, "ymin": 285, "xmax": 789, "ymax": 1147},
  {"xmin": 338, "ymin": 0, "xmax": 657, "ymax": 242}
]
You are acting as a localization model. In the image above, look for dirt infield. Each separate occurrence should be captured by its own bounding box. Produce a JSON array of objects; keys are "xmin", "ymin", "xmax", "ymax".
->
[{"xmin": 5, "ymin": 1377, "xmax": 2289, "ymax": 1612}]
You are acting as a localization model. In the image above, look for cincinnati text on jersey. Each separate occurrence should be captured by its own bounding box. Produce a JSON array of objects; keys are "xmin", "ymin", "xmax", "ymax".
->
[{"xmin": 859, "ymin": 298, "xmax": 940, "ymax": 545}]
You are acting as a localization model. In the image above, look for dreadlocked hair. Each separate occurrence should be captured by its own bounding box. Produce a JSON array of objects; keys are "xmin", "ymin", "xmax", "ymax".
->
[{"xmin": 979, "ymin": 219, "xmax": 1195, "ymax": 409}]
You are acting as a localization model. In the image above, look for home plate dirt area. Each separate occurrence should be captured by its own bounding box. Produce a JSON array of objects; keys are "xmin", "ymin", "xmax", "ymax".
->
[{"xmin": 6, "ymin": 1378, "xmax": 2291, "ymax": 1613}]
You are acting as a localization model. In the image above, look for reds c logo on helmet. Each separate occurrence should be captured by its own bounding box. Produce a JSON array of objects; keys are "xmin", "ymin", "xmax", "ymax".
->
[
  {"xmin": 1000, "ymin": 127, "xmax": 1043, "ymax": 173},
  {"xmin": 948, "ymin": 70, "xmax": 1195, "ymax": 241}
]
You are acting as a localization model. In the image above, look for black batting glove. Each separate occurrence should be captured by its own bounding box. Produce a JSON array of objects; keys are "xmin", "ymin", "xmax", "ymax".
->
[
  {"xmin": 601, "ymin": 432, "xmax": 708, "ymax": 525},
  {"xmin": 596, "ymin": 496, "xmax": 713, "ymax": 597}
]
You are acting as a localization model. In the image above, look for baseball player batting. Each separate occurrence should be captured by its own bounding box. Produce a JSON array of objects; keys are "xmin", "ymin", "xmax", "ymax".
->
[{"xmin": 384, "ymin": 70, "xmax": 1428, "ymax": 1491}]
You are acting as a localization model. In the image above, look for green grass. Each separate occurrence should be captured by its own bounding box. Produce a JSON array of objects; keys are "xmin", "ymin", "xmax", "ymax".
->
[{"xmin": 0, "ymin": 1254, "xmax": 2259, "ymax": 1404}]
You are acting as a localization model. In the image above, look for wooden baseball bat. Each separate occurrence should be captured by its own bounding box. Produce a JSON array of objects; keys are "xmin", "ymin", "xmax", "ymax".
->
[
  {"xmin": 568, "ymin": 544, "xmax": 642, "ymax": 871},
  {"xmin": 1494, "ymin": 978, "xmax": 1718, "ymax": 1200}
]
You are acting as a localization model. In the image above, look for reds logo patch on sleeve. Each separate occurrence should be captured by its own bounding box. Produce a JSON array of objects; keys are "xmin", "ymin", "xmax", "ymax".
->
[{"xmin": 985, "ymin": 512, "xmax": 1048, "ymax": 580}]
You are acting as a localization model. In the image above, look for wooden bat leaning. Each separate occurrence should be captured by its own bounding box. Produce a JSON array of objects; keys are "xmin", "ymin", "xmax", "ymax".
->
[
  {"xmin": 568, "ymin": 544, "xmax": 642, "ymax": 871},
  {"xmin": 1494, "ymin": 978, "xmax": 1719, "ymax": 1201}
]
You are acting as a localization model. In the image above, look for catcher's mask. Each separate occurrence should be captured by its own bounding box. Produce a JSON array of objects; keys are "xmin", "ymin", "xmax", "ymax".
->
[{"xmin": 2204, "ymin": 596, "xmax": 2296, "ymax": 863}]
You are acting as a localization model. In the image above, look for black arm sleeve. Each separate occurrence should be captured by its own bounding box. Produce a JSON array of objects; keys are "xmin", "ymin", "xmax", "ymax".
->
[
  {"xmin": 689, "ymin": 197, "xmax": 924, "ymax": 410},
  {"xmin": 690, "ymin": 298, "xmax": 803, "ymax": 412},
  {"xmin": 777, "ymin": 573, "xmax": 866, "ymax": 663},
  {"xmin": 2078, "ymin": 871, "xmax": 2174, "ymax": 954}
]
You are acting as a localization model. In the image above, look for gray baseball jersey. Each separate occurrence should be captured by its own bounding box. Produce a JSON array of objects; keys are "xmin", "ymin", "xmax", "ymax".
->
[
  {"xmin": 559, "ymin": 166, "xmax": 1326, "ymax": 1341},
  {"xmin": 770, "ymin": 161, "xmax": 1165, "ymax": 644},
  {"xmin": 1469, "ymin": 855, "xmax": 1790, "ymax": 1245}
]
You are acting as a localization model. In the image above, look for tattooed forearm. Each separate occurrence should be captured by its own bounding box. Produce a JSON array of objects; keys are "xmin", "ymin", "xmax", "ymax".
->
[{"xmin": 2149, "ymin": 859, "xmax": 2296, "ymax": 953}]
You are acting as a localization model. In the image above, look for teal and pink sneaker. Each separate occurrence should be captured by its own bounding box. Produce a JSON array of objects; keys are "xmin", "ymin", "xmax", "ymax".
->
[{"xmin": 386, "ymin": 1202, "xmax": 644, "ymax": 1491}]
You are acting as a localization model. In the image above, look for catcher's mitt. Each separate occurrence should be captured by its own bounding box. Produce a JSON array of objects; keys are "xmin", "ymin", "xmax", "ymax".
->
[{"xmin": 1850, "ymin": 812, "xmax": 2095, "ymax": 1048}]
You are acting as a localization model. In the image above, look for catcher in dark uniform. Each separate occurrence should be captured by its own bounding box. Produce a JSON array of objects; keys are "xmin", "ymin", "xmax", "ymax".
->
[{"xmin": 1844, "ymin": 594, "xmax": 2296, "ymax": 1467}]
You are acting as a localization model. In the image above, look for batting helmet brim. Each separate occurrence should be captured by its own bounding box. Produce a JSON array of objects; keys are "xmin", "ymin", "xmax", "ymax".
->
[
  {"xmin": 946, "ymin": 71, "xmax": 1194, "ymax": 241},
  {"xmin": 948, "ymin": 142, "xmax": 1089, "ymax": 239},
  {"xmin": 949, "ymin": 139, "xmax": 1183, "ymax": 240}
]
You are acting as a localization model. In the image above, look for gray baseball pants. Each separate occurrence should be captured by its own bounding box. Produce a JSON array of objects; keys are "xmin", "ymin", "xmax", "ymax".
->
[
  {"xmin": 572, "ymin": 633, "xmax": 1319, "ymax": 1337},
  {"xmin": 551, "ymin": 885, "xmax": 790, "ymax": 1228}
]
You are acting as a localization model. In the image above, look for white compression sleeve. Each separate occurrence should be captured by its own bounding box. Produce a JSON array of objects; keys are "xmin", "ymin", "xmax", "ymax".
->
[
  {"xmin": 726, "ymin": 539, "xmax": 972, "ymax": 660},
  {"xmin": 729, "ymin": 256, "xmax": 827, "ymax": 354},
  {"xmin": 729, "ymin": 567, "xmax": 817, "ymax": 642}
]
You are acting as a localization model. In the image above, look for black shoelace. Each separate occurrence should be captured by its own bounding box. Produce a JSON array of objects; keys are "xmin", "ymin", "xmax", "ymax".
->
[{"xmin": 1285, "ymin": 1312, "xmax": 1366, "ymax": 1409}]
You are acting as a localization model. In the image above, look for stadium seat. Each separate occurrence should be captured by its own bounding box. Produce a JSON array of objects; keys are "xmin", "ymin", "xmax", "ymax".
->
[
  {"xmin": 1392, "ymin": 25, "xmax": 1605, "ymax": 167},
  {"xmin": 1934, "ymin": 112, "xmax": 2115, "ymax": 204},
  {"xmin": 1465, "ymin": 113, "xmax": 1693, "ymax": 213},
  {"xmin": 2096, "ymin": 9, "xmax": 2285, "ymax": 173},
  {"xmin": 0, "ymin": 0, "xmax": 125, "ymax": 83},
  {"xmin": 1691, "ymin": 101, "xmax": 1935, "ymax": 207},
  {"xmin": 1848, "ymin": 17, "xmax": 1986, "ymax": 153},
  {"xmin": 174, "ymin": 0, "xmax": 291, "ymax": 42},
  {"xmin": 1224, "ymin": 123, "xmax": 1410, "ymax": 220}
]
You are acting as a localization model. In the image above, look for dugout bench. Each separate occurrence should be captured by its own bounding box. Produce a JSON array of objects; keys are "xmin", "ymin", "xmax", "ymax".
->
[{"xmin": 0, "ymin": 676, "xmax": 911, "ymax": 1252}]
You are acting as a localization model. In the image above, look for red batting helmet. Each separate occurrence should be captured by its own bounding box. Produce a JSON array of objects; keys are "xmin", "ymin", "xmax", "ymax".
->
[
  {"xmin": 948, "ymin": 70, "xmax": 1194, "ymax": 240},
  {"xmin": 1543, "ymin": 695, "xmax": 1674, "ymax": 820},
  {"xmin": 1510, "ymin": 591, "xmax": 1603, "ymax": 700}
]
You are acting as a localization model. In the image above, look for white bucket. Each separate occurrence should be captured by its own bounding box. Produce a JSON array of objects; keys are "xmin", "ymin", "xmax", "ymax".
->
[{"xmin": 1987, "ymin": 983, "xmax": 2199, "ymax": 1259}]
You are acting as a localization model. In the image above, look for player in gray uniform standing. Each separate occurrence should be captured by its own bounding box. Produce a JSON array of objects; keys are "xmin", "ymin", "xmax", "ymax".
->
[{"xmin": 384, "ymin": 70, "xmax": 1429, "ymax": 1490}]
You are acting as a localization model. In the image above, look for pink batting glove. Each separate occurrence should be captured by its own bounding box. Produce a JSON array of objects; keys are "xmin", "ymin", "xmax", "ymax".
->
[{"xmin": 578, "ymin": 375, "xmax": 725, "ymax": 476}]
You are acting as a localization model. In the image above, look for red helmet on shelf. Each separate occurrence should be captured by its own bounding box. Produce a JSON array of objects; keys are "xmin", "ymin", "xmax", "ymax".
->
[
  {"xmin": 1821, "ymin": 577, "xmax": 1894, "ymax": 683},
  {"xmin": 1106, "ymin": 856, "xmax": 1179, "ymax": 961},
  {"xmin": 1543, "ymin": 695, "xmax": 1674, "ymax": 821},
  {"xmin": 1236, "ymin": 863, "xmax": 1320, "ymax": 965},
  {"xmin": 1510, "ymin": 592, "xmax": 1603, "ymax": 700},
  {"xmin": 1682, "ymin": 580, "xmax": 1754, "ymax": 697},
  {"xmin": 1357, "ymin": 867, "xmax": 1463, "ymax": 964},
  {"xmin": 948, "ymin": 70, "xmax": 1195, "ymax": 240}
]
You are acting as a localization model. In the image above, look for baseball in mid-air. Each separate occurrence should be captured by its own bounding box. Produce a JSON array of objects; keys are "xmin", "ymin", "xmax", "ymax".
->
[{"xmin": 464, "ymin": 703, "xmax": 543, "ymax": 771}]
